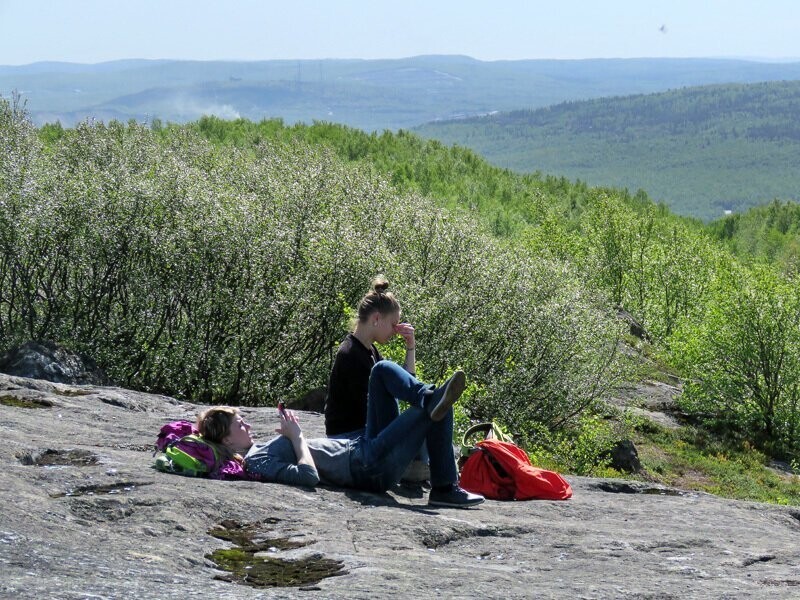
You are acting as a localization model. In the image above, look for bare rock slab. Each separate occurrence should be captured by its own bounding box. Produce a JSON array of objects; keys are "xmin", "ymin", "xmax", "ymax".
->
[
  {"xmin": 0, "ymin": 341, "xmax": 108, "ymax": 385},
  {"xmin": 1, "ymin": 373, "xmax": 799, "ymax": 599}
]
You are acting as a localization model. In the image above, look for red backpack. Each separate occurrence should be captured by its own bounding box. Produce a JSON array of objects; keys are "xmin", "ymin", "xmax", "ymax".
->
[{"xmin": 459, "ymin": 438, "xmax": 573, "ymax": 501}]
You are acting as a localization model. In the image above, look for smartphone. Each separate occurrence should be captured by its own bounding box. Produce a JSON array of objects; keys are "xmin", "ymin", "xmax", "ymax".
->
[{"xmin": 278, "ymin": 401, "xmax": 286, "ymax": 416}]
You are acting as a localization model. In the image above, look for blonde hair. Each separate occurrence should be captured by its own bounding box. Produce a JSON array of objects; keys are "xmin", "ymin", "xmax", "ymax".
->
[{"xmin": 356, "ymin": 276, "xmax": 401, "ymax": 323}]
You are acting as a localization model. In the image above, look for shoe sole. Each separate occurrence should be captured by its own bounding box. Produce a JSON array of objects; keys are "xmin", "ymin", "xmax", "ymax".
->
[
  {"xmin": 429, "ymin": 370, "xmax": 466, "ymax": 422},
  {"xmin": 428, "ymin": 497, "xmax": 485, "ymax": 508}
]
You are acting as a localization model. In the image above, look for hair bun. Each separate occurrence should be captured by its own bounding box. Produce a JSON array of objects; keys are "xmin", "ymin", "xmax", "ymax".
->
[
  {"xmin": 371, "ymin": 276, "xmax": 390, "ymax": 295},
  {"xmin": 355, "ymin": 275, "xmax": 400, "ymax": 324}
]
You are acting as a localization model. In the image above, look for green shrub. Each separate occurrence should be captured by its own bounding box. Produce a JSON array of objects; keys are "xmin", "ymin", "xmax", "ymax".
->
[
  {"xmin": 671, "ymin": 264, "xmax": 800, "ymax": 459},
  {"xmin": 0, "ymin": 99, "xmax": 622, "ymax": 438},
  {"xmin": 581, "ymin": 196, "xmax": 722, "ymax": 341},
  {"xmin": 527, "ymin": 413, "xmax": 630, "ymax": 475}
]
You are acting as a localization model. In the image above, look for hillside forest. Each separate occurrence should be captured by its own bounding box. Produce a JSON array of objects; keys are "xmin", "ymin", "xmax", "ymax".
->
[{"xmin": 416, "ymin": 80, "xmax": 800, "ymax": 221}]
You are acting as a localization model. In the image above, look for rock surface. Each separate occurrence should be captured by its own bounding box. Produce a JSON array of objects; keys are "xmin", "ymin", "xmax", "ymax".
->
[
  {"xmin": 2, "ymin": 373, "xmax": 800, "ymax": 599},
  {"xmin": 608, "ymin": 439, "xmax": 643, "ymax": 473},
  {"xmin": 0, "ymin": 340, "xmax": 108, "ymax": 385},
  {"xmin": 610, "ymin": 379, "xmax": 685, "ymax": 430}
]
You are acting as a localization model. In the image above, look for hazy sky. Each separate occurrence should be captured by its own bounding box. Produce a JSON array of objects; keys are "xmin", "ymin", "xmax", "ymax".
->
[{"xmin": 1, "ymin": 0, "xmax": 798, "ymax": 65}]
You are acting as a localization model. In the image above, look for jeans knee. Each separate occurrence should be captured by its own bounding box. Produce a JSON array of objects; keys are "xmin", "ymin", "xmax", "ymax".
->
[
  {"xmin": 371, "ymin": 360, "xmax": 396, "ymax": 379},
  {"xmin": 373, "ymin": 359, "xmax": 392, "ymax": 371}
]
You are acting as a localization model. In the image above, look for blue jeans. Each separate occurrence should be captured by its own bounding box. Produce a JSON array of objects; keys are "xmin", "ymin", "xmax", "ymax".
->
[
  {"xmin": 349, "ymin": 360, "xmax": 457, "ymax": 492},
  {"xmin": 328, "ymin": 428, "xmax": 365, "ymax": 440}
]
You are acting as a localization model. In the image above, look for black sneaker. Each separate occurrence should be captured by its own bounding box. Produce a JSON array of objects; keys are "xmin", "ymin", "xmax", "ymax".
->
[
  {"xmin": 427, "ymin": 371, "xmax": 466, "ymax": 422},
  {"xmin": 428, "ymin": 484, "xmax": 485, "ymax": 508}
]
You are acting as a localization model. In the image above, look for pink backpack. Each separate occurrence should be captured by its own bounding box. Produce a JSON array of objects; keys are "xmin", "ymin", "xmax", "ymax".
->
[
  {"xmin": 155, "ymin": 420, "xmax": 197, "ymax": 451},
  {"xmin": 154, "ymin": 420, "xmax": 254, "ymax": 480}
]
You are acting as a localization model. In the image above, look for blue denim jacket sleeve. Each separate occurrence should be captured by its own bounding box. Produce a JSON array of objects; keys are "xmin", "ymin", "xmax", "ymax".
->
[
  {"xmin": 244, "ymin": 436, "xmax": 320, "ymax": 487},
  {"xmin": 274, "ymin": 463, "xmax": 320, "ymax": 487}
]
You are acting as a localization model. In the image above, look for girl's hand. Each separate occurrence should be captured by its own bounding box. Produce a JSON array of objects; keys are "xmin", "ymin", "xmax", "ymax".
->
[
  {"xmin": 275, "ymin": 409, "xmax": 304, "ymax": 440},
  {"xmin": 394, "ymin": 322, "xmax": 416, "ymax": 350}
]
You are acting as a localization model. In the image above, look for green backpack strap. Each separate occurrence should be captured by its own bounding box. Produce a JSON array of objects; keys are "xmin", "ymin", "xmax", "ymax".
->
[
  {"xmin": 154, "ymin": 453, "xmax": 175, "ymax": 473},
  {"xmin": 180, "ymin": 434, "xmax": 223, "ymax": 470},
  {"xmin": 155, "ymin": 434, "xmax": 223, "ymax": 477},
  {"xmin": 460, "ymin": 422, "xmax": 513, "ymax": 459},
  {"xmin": 490, "ymin": 422, "xmax": 513, "ymax": 443}
]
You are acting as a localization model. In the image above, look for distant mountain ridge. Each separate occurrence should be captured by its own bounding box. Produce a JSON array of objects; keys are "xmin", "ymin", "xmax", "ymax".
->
[
  {"xmin": 416, "ymin": 79, "xmax": 800, "ymax": 220},
  {"xmin": 5, "ymin": 55, "xmax": 800, "ymax": 130}
]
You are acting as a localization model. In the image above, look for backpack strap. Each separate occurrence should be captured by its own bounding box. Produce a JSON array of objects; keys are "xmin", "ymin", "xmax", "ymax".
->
[
  {"xmin": 462, "ymin": 422, "xmax": 513, "ymax": 446},
  {"xmin": 462, "ymin": 422, "xmax": 493, "ymax": 446},
  {"xmin": 460, "ymin": 422, "xmax": 514, "ymax": 462},
  {"xmin": 164, "ymin": 434, "xmax": 224, "ymax": 474}
]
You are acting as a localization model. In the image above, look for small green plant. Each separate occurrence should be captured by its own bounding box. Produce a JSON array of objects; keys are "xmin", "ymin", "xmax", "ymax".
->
[
  {"xmin": 526, "ymin": 413, "xmax": 631, "ymax": 476},
  {"xmin": 632, "ymin": 423, "xmax": 800, "ymax": 505}
]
